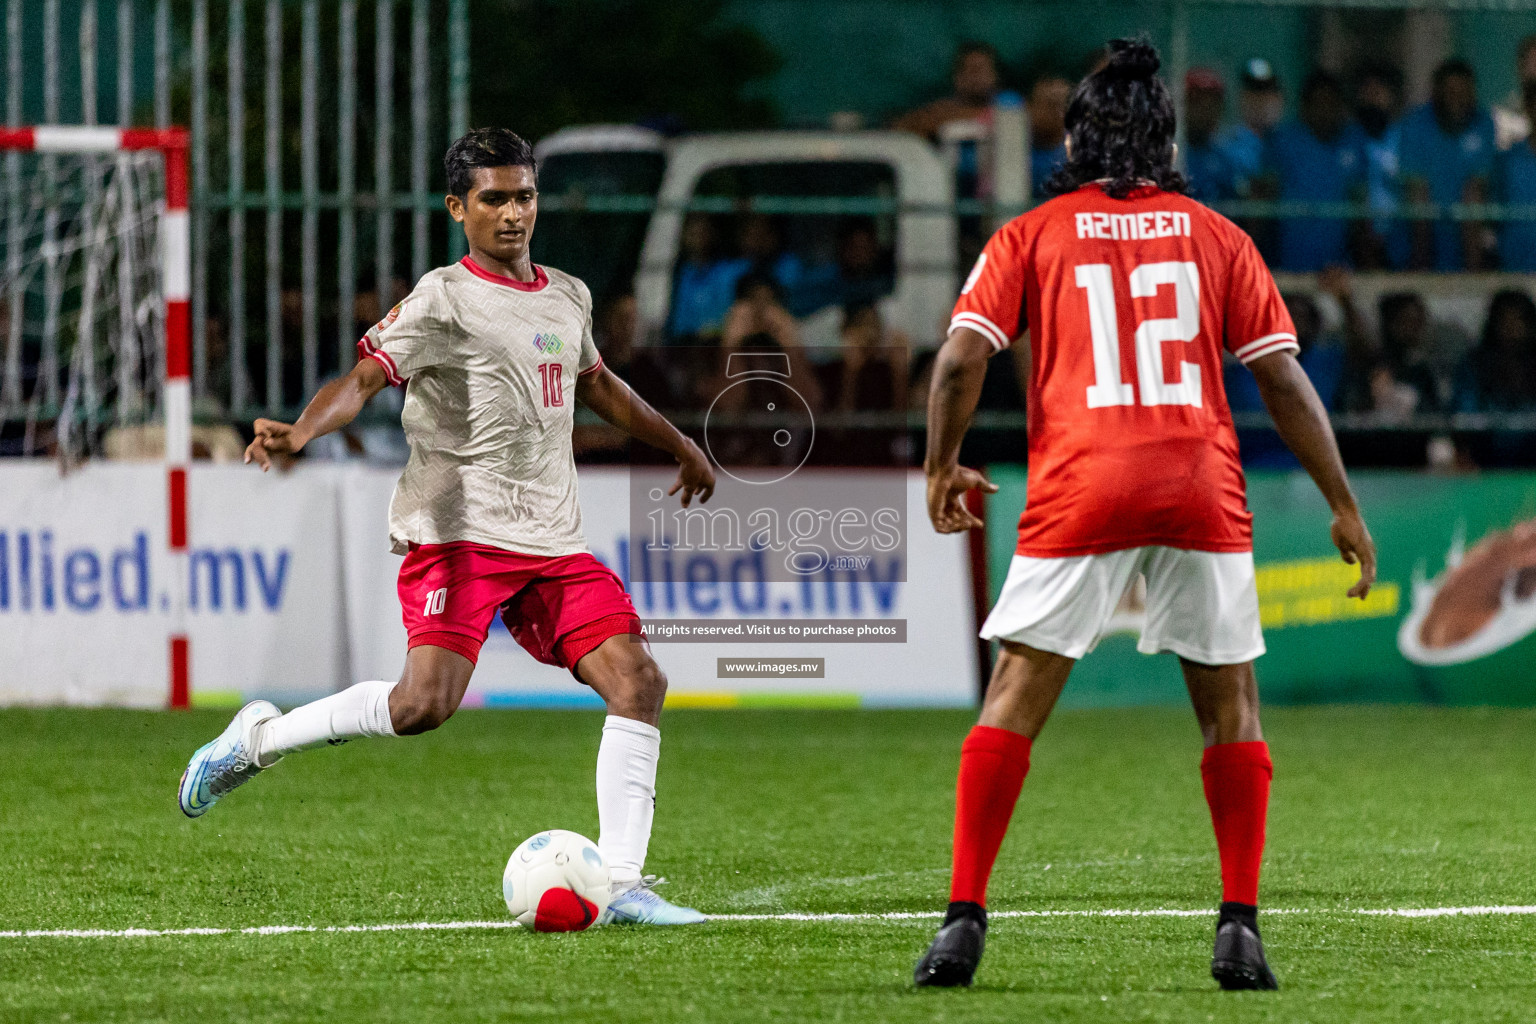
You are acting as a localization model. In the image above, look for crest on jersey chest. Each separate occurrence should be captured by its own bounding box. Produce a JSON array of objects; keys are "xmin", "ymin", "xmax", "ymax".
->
[{"xmin": 533, "ymin": 332, "xmax": 565, "ymax": 355}]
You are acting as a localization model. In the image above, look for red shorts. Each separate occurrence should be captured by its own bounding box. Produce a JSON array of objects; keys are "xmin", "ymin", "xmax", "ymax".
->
[{"xmin": 398, "ymin": 541, "xmax": 642, "ymax": 674}]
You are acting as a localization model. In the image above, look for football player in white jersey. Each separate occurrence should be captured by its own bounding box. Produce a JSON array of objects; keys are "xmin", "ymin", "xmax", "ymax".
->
[{"xmin": 178, "ymin": 129, "xmax": 717, "ymax": 925}]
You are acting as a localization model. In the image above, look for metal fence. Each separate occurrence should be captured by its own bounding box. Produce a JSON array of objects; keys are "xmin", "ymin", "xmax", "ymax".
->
[{"xmin": 1, "ymin": 0, "xmax": 469, "ymax": 426}]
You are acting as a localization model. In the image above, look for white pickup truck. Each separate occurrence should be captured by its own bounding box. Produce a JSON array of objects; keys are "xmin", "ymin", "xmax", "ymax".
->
[{"xmin": 531, "ymin": 125, "xmax": 963, "ymax": 349}]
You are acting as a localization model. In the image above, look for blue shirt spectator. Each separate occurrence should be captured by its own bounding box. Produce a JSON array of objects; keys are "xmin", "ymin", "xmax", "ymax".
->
[
  {"xmin": 1360, "ymin": 125, "xmax": 1407, "ymax": 266},
  {"xmin": 1400, "ymin": 60, "xmax": 1498, "ymax": 270},
  {"xmin": 1496, "ymin": 140, "xmax": 1536, "ymax": 271},
  {"xmin": 1220, "ymin": 124, "xmax": 1266, "ymax": 191},
  {"xmin": 1495, "ymin": 83, "xmax": 1536, "ymax": 271},
  {"xmin": 1182, "ymin": 68, "xmax": 1238, "ymax": 203},
  {"xmin": 1218, "ymin": 59, "xmax": 1284, "ymax": 194},
  {"xmin": 1031, "ymin": 142, "xmax": 1067, "ymax": 198},
  {"xmin": 1265, "ymin": 72, "xmax": 1366, "ymax": 271},
  {"xmin": 668, "ymin": 214, "xmax": 744, "ymax": 339},
  {"xmin": 1185, "ymin": 142, "xmax": 1239, "ymax": 203},
  {"xmin": 1355, "ymin": 63, "xmax": 1409, "ymax": 268},
  {"xmin": 1028, "ymin": 75, "xmax": 1071, "ymax": 197},
  {"xmin": 669, "ymin": 258, "xmax": 748, "ymax": 339}
]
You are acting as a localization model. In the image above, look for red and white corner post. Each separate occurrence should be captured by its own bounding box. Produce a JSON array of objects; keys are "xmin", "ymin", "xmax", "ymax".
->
[{"xmin": 160, "ymin": 133, "xmax": 193, "ymax": 708}]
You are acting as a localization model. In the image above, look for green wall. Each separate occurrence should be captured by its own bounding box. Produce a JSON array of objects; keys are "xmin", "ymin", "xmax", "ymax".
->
[{"xmin": 984, "ymin": 468, "xmax": 1536, "ymax": 708}]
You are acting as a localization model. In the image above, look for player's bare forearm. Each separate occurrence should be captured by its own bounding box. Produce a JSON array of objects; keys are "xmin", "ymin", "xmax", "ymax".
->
[
  {"xmin": 244, "ymin": 358, "xmax": 387, "ymax": 470},
  {"xmin": 1248, "ymin": 349, "xmax": 1377, "ymax": 597},
  {"xmin": 577, "ymin": 364, "xmax": 715, "ymax": 505},
  {"xmin": 1247, "ymin": 352, "xmax": 1352, "ymax": 511},
  {"xmin": 923, "ymin": 328, "xmax": 999, "ymax": 533},
  {"xmin": 292, "ymin": 360, "xmax": 389, "ymax": 444}
]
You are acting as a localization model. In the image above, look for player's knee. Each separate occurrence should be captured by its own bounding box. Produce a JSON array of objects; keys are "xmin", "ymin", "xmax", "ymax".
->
[
  {"xmin": 615, "ymin": 657, "xmax": 667, "ymax": 718},
  {"xmin": 391, "ymin": 680, "xmax": 459, "ymax": 735}
]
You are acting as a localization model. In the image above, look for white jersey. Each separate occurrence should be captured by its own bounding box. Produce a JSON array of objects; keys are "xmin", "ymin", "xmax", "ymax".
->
[{"xmin": 358, "ymin": 256, "xmax": 603, "ymax": 557}]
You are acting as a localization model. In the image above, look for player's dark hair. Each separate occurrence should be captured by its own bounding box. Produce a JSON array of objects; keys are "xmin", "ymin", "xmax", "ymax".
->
[
  {"xmin": 1481, "ymin": 289, "xmax": 1536, "ymax": 349},
  {"xmin": 734, "ymin": 270, "xmax": 783, "ymax": 304},
  {"xmin": 1044, "ymin": 37, "xmax": 1187, "ymax": 200},
  {"xmin": 952, "ymin": 41, "xmax": 999, "ymax": 75},
  {"xmin": 1301, "ymin": 70, "xmax": 1345, "ymax": 105},
  {"xmin": 1356, "ymin": 60, "xmax": 1403, "ymax": 96},
  {"xmin": 1432, "ymin": 58, "xmax": 1476, "ymax": 87},
  {"xmin": 444, "ymin": 128, "xmax": 537, "ymax": 198}
]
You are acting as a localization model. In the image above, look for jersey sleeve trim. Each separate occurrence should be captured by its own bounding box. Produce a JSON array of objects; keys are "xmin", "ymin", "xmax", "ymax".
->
[
  {"xmin": 357, "ymin": 337, "xmax": 406, "ymax": 387},
  {"xmin": 949, "ymin": 312, "xmax": 1010, "ymax": 351},
  {"xmin": 577, "ymin": 354, "xmax": 604, "ymax": 377},
  {"xmin": 1234, "ymin": 332, "xmax": 1300, "ymax": 365}
]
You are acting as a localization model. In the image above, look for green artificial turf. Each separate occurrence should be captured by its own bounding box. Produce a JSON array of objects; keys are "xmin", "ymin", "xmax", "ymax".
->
[{"xmin": 1, "ymin": 705, "xmax": 1534, "ymax": 1022}]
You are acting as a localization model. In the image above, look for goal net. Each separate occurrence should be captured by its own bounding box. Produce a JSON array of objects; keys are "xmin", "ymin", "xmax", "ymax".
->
[{"xmin": 1, "ymin": 144, "xmax": 167, "ymax": 464}]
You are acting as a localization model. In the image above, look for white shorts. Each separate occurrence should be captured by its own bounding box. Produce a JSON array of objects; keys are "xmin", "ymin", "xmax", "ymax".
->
[{"xmin": 980, "ymin": 547, "xmax": 1265, "ymax": 665}]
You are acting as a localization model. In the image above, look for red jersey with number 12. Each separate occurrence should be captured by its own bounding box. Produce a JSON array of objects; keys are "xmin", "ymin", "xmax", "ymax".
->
[{"xmin": 951, "ymin": 183, "xmax": 1297, "ymax": 557}]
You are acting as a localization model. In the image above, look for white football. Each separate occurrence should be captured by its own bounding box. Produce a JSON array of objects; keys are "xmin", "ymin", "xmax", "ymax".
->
[{"xmin": 502, "ymin": 829, "xmax": 612, "ymax": 932}]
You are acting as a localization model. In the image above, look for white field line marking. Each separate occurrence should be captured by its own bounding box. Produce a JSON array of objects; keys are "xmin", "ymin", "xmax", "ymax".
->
[
  {"xmin": 1355, "ymin": 905, "xmax": 1536, "ymax": 918},
  {"xmin": 4, "ymin": 905, "xmax": 1536, "ymax": 939}
]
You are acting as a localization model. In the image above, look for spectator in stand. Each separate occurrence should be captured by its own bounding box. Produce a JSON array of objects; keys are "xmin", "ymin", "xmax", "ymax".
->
[
  {"xmin": 894, "ymin": 41, "xmax": 1001, "ymax": 141},
  {"xmin": 1375, "ymin": 291, "xmax": 1449, "ymax": 417},
  {"xmin": 1028, "ymin": 75, "xmax": 1072, "ymax": 196},
  {"xmin": 1401, "ymin": 59, "xmax": 1498, "ymax": 271},
  {"xmin": 1263, "ymin": 71, "xmax": 1367, "ymax": 271},
  {"xmin": 1455, "ymin": 290, "xmax": 1536, "ymax": 413},
  {"xmin": 832, "ymin": 218, "xmax": 893, "ymax": 308},
  {"xmin": 1493, "ymin": 35, "xmax": 1536, "ymax": 151},
  {"xmin": 1321, "ymin": 267, "xmax": 1386, "ymax": 414},
  {"xmin": 1182, "ymin": 68, "xmax": 1239, "ymax": 203},
  {"xmin": 720, "ymin": 272, "xmax": 823, "ymax": 408},
  {"xmin": 832, "ymin": 301, "xmax": 908, "ymax": 411},
  {"xmin": 1354, "ymin": 63, "xmax": 1408, "ymax": 269},
  {"xmin": 1220, "ymin": 58, "xmax": 1284, "ymax": 193},
  {"xmin": 1496, "ymin": 80, "xmax": 1536, "ymax": 271},
  {"xmin": 667, "ymin": 214, "xmax": 741, "ymax": 340},
  {"xmin": 735, "ymin": 214, "xmax": 820, "ymax": 315}
]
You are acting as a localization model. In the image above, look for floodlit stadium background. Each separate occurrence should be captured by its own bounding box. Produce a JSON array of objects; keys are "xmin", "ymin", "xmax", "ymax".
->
[{"xmin": 3, "ymin": 0, "xmax": 1536, "ymax": 709}]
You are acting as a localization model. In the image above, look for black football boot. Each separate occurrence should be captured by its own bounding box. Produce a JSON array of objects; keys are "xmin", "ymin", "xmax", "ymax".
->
[
  {"xmin": 914, "ymin": 901, "xmax": 987, "ymax": 987},
  {"xmin": 1210, "ymin": 902, "xmax": 1279, "ymax": 990}
]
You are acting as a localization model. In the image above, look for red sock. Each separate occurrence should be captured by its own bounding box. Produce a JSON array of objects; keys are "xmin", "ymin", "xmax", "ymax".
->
[
  {"xmin": 949, "ymin": 725, "xmax": 1032, "ymax": 906},
  {"xmin": 1200, "ymin": 741, "xmax": 1273, "ymax": 906}
]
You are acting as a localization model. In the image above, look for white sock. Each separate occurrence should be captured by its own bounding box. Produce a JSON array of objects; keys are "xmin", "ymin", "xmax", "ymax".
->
[
  {"xmin": 254, "ymin": 680, "xmax": 398, "ymax": 767},
  {"xmin": 596, "ymin": 715, "xmax": 660, "ymax": 888}
]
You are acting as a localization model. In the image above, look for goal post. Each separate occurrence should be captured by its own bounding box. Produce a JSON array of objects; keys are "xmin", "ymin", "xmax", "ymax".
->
[{"xmin": 0, "ymin": 126, "xmax": 193, "ymax": 709}]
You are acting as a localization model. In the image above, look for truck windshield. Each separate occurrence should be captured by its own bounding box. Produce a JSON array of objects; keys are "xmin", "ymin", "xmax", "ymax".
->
[{"xmin": 531, "ymin": 149, "xmax": 666, "ymax": 302}]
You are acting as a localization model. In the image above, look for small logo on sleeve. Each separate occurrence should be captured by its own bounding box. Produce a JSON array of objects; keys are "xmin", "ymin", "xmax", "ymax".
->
[
  {"xmin": 374, "ymin": 300, "xmax": 405, "ymax": 333},
  {"xmin": 533, "ymin": 332, "xmax": 565, "ymax": 355}
]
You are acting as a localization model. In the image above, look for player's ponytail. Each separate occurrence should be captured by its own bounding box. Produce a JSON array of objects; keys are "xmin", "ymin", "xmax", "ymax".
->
[{"xmin": 1044, "ymin": 36, "xmax": 1188, "ymax": 200}]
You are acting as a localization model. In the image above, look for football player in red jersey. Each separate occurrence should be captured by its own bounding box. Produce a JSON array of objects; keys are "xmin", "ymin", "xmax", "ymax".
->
[{"xmin": 915, "ymin": 38, "xmax": 1376, "ymax": 990}]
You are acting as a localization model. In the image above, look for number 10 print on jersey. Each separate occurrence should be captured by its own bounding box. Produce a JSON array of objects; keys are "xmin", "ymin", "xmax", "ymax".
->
[
  {"xmin": 948, "ymin": 183, "xmax": 1300, "ymax": 558},
  {"xmin": 538, "ymin": 363, "xmax": 564, "ymax": 408}
]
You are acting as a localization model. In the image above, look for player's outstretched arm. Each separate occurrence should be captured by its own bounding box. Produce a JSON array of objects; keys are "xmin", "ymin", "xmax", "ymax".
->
[
  {"xmin": 923, "ymin": 327, "xmax": 1000, "ymax": 534},
  {"xmin": 1247, "ymin": 350, "xmax": 1377, "ymax": 598},
  {"xmin": 243, "ymin": 357, "xmax": 389, "ymax": 471},
  {"xmin": 575, "ymin": 364, "xmax": 715, "ymax": 506}
]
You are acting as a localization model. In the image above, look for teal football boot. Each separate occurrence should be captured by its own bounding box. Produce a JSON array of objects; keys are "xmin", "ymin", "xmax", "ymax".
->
[
  {"xmin": 599, "ymin": 876, "xmax": 707, "ymax": 925},
  {"xmin": 177, "ymin": 700, "xmax": 281, "ymax": 818}
]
